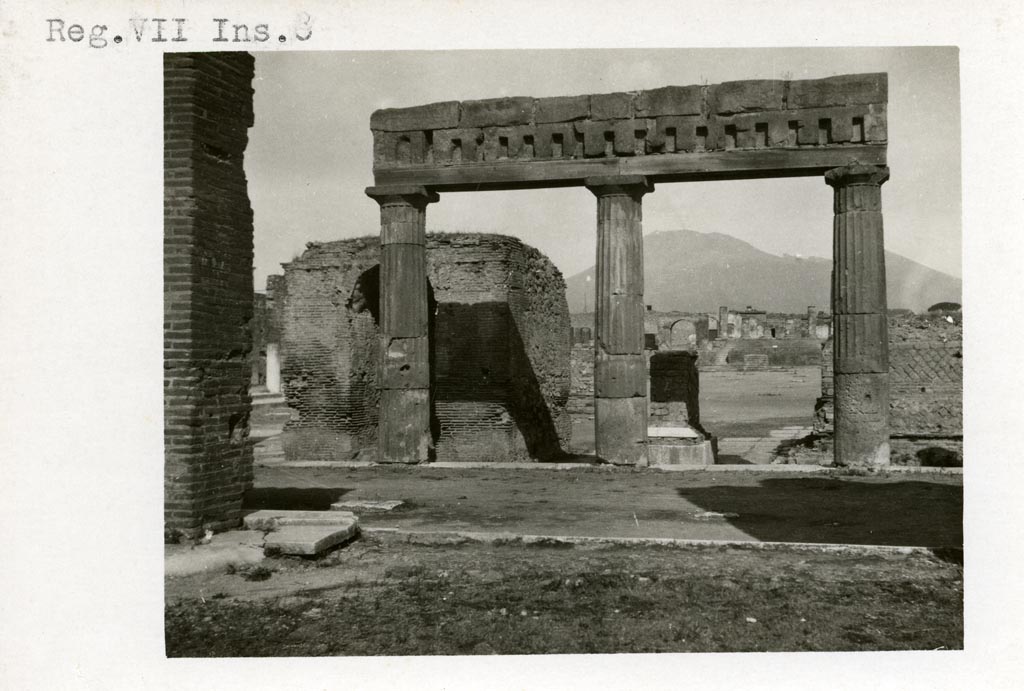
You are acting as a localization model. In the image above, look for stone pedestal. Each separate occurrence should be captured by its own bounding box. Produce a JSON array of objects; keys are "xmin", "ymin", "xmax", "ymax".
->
[
  {"xmin": 265, "ymin": 342, "xmax": 281, "ymax": 394},
  {"xmin": 365, "ymin": 185, "xmax": 439, "ymax": 463},
  {"xmin": 586, "ymin": 176, "xmax": 652, "ymax": 465},
  {"xmin": 825, "ymin": 164, "xmax": 891, "ymax": 466}
]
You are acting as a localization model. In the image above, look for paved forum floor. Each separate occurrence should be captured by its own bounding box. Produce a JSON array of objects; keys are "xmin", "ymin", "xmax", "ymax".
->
[{"xmin": 248, "ymin": 464, "xmax": 962, "ymax": 548}]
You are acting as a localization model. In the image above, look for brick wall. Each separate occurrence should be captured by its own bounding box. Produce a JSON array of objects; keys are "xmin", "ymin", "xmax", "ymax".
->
[
  {"xmin": 164, "ymin": 52, "xmax": 256, "ymax": 537},
  {"xmin": 279, "ymin": 233, "xmax": 570, "ymax": 462}
]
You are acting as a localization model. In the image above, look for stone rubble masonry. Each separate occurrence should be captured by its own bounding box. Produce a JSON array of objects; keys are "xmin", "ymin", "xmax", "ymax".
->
[
  {"xmin": 279, "ymin": 233, "xmax": 571, "ymax": 463},
  {"xmin": 815, "ymin": 314, "xmax": 962, "ymax": 463},
  {"xmin": 371, "ymin": 73, "xmax": 887, "ymax": 169},
  {"xmin": 164, "ymin": 53, "xmax": 256, "ymax": 537}
]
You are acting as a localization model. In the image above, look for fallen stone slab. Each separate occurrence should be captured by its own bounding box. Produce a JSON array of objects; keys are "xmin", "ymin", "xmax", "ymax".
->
[
  {"xmin": 264, "ymin": 522, "xmax": 359, "ymax": 556},
  {"xmin": 243, "ymin": 509, "xmax": 358, "ymax": 531},
  {"xmin": 165, "ymin": 530, "xmax": 266, "ymax": 577},
  {"xmin": 331, "ymin": 499, "xmax": 404, "ymax": 512}
]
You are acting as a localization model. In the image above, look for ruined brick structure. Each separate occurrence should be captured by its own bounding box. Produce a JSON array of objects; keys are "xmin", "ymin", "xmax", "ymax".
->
[
  {"xmin": 815, "ymin": 313, "xmax": 962, "ymax": 465},
  {"xmin": 164, "ymin": 53, "xmax": 256, "ymax": 536},
  {"xmin": 279, "ymin": 233, "xmax": 571, "ymax": 463}
]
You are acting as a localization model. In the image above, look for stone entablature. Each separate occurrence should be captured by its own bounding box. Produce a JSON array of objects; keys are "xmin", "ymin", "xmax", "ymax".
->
[{"xmin": 371, "ymin": 74, "xmax": 887, "ymax": 189}]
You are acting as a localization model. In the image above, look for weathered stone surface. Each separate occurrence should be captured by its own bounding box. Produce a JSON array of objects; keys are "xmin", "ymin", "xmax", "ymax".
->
[
  {"xmin": 371, "ymin": 101, "xmax": 461, "ymax": 131},
  {"xmin": 379, "ymin": 388, "xmax": 432, "ymax": 463},
  {"xmin": 577, "ymin": 120, "xmax": 616, "ymax": 157},
  {"xmin": 381, "ymin": 336, "xmax": 430, "ymax": 389},
  {"xmin": 243, "ymin": 509, "xmax": 358, "ymax": 531},
  {"xmin": 381, "ymin": 243, "xmax": 428, "ymax": 337},
  {"xmin": 430, "ymin": 128, "xmax": 483, "ymax": 164},
  {"xmin": 655, "ymin": 115, "xmax": 705, "ymax": 152},
  {"xmin": 636, "ymin": 85, "xmax": 703, "ymax": 117},
  {"xmin": 534, "ymin": 123, "xmax": 577, "ymax": 158},
  {"xmin": 596, "ymin": 296, "xmax": 645, "ymax": 354},
  {"xmin": 648, "ymin": 439, "xmax": 714, "ymax": 466},
  {"xmin": 648, "ymin": 426, "xmax": 700, "ymax": 438},
  {"xmin": 833, "ymin": 314, "xmax": 889, "ymax": 373},
  {"xmin": 481, "ymin": 126, "xmax": 527, "ymax": 161},
  {"xmin": 834, "ymin": 372, "xmax": 890, "ymax": 466},
  {"xmin": 591, "ymin": 92, "xmax": 635, "ymax": 120},
  {"xmin": 535, "ymin": 95, "xmax": 590, "ymax": 123},
  {"xmin": 711, "ymin": 79, "xmax": 785, "ymax": 114},
  {"xmin": 263, "ymin": 522, "xmax": 358, "ymax": 556},
  {"xmin": 331, "ymin": 499, "xmax": 404, "ymax": 512},
  {"xmin": 593, "ymin": 353, "xmax": 646, "ymax": 398},
  {"xmin": 788, "ymin": 73, "xmax": 887, "ymax": 109},
  {"xmin": 595, "ymin": 396, "xmax": 648, "ymax": 466},
  {"xmin": 460, "ymin": 97, "xmax": 534, "ymax": 127}
]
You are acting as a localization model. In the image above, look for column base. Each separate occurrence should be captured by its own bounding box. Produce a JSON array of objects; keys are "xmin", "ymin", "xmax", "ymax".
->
[
  {"xmin": 379, "ymin": 388, "xmax": 432, "ymax": 463},
  {"xmin": 595, "ymin": 396, "xmax": 648, "ymax": 466},
  {"xmin": 834, "ymin": 372, "xmax": 890, "ymax": 466}
]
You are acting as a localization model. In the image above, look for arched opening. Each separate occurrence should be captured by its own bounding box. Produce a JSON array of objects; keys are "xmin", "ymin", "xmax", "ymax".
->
[{"xmin": 668, "ymin": 319, "xmax": 697, "ymax": 350}]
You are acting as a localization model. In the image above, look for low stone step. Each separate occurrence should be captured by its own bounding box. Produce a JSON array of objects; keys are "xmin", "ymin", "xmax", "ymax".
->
[
  {"xmin": 331, "ymin": 499, "xmax": 404, "ymax": 512},
  {"xmin": 263, "ymin": 523, "xmax": 358, "ymax": 556},
  {"xmin": 243, "ymin": 509, "xmax": 358, "ymax": 531}
]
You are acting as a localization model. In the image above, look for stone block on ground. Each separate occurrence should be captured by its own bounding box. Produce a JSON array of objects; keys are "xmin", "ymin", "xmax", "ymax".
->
[
  {"xmin": 648, "ymin": 439, "xmax": 715, "ymax": 466},
  {"xmin": 243, "ymin": 509, "xmax": 358, "ymax": 531},
  {"xmin": 331, "ymin": 499, "xmax": 405, "ymax": 512},
  {"xmin": 263, "ymin": 523, "xmax": 359, "ymax": 557}
]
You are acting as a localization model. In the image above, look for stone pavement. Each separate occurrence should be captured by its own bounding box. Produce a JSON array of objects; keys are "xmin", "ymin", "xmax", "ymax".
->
[{"xmin": 245, "ymin": 463, "xmax": 962, "ymax": 550}]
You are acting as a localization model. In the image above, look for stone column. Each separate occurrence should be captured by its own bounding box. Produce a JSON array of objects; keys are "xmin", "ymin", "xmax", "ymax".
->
[
  {"xmin": 825, "ymin": 164, "xmax": 891, "ymax": 466},
  {"xmin": 365, "ymin": 185, "xmax": 439, "ymax": 463},
  {"xmin": 585, "ymin": 176, "xmax": 653, "ymax": 465},
  {"xmin": 718, "ymin": 306, "xmax": 728, "ymax": 339},
  {"xmin": 265, "ymin": 342, "xmax": 281, "ymax": 394}
]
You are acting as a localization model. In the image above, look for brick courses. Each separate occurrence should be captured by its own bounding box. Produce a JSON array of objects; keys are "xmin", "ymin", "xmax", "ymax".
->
[
  {"xmin": 279, "ymin": 233, "xmax": 571, "ymax": 462},
  {"xmin": 164, "ymin": 53, "xmax": 256, "ymax": 537},
  {"xmin": 814, "ymin": 314, "xmax": 962, "ymax": 462}
]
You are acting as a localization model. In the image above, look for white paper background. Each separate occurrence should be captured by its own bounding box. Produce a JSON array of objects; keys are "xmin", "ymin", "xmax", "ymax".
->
[{"xmin": 1, "ymin": 1, "xmax": 1021, "ymax": 688}]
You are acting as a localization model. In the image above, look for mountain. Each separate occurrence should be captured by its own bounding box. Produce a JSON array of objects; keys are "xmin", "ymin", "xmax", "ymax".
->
[{"xmin": 565, "ymin": 230, "xmax": 961, "ymax": 314}]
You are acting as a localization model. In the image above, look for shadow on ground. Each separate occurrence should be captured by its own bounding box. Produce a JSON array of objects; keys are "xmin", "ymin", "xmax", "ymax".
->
[
  {"xmin": 678, "ymin": 476, "xmax": 962, "ymax": 547},
  {"xmin": 242, "ymin": 487, "xmax": 355, "ymax": 511}
]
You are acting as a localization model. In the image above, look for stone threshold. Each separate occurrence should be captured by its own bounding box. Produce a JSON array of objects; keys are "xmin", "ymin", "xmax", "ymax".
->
[
  {"xmin": 362, "ymin": 527, "xmax": 959, "ymax": 557},
  {"xmin": 260, "ymin": 460, "xmax": 961, "ymax": 474}
]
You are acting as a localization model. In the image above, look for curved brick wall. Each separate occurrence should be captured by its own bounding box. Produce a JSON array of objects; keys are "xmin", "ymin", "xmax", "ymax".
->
[{"xmin": 280, "ymin": 233, "xmax": 570, "ymax": 462}]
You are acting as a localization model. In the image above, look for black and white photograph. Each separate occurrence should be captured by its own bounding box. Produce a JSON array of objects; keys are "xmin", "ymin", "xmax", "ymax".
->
[{"xmin": 2, "ymin": 1, "xmax": 1022, "ymax": 688}]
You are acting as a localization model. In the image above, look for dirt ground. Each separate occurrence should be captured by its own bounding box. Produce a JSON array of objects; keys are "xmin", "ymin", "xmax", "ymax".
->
[
  {"xmin": 177, "ymin": 366, "xmax": 962, "ymax": 657},
  {"xmin": 165, "ymin": 536, "xmax": 963, "ymax": 656},
  {"xmin": 699, "ymin": 366, "xmax": 821, "ymax": 437}
]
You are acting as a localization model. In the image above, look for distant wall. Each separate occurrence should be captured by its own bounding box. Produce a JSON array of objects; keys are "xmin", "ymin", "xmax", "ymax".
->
[{"xmin": 280, "ymin": 233, "xmax": 570, "ymax": 462}]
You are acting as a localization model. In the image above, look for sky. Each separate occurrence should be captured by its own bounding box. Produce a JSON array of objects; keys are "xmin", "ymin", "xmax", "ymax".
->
[{"xmin": 245, "ymin": 47, "xmax": 961, "ymax": 291}]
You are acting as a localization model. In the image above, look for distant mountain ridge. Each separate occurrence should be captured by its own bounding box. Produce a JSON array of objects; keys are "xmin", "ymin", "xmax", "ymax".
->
[{"xmin": 565, "ymin": 230, "xmax": 961, "ymax": 313}]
